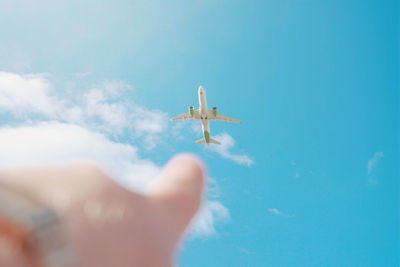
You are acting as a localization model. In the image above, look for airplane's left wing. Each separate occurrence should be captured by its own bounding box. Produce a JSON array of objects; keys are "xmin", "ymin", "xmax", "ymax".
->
[
  {"xmin": 215, "ymin": 113, "xmax": 243, "ymax": 123},
  {"xmin": 170, "ymin": 113, "xmax": 193, "ymax": 121},
  {"xmin": 171, "ymin": 109, "xmax": 201, "ymax": 121}
]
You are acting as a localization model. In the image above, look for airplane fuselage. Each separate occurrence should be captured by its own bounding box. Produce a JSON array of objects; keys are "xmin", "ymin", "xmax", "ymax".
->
[{"xmin": 198, "ymin": 86, "xmax": 211, "ymax": 143}]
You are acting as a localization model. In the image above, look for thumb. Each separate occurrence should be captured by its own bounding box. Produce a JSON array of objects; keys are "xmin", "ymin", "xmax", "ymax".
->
[{"xmin": 147, "ymin": 154, "xmax": 205, "ymax": 238}]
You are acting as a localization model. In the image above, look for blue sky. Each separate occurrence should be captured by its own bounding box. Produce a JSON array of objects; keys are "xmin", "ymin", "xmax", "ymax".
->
[{"xmin": 0, "ymin": 0, "xmax": 398, "ymax": 266}]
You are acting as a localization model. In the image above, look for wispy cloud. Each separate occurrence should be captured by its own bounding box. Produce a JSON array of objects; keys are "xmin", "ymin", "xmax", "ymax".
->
[
  {"xmin": 74, "ymin": 72, "xmax": 91, "ymax": 78},
  {"xmin": 237, "ymin": 247, "xmax": 256, "ymax": 255},
  {"xmin": 0, "ymin": 72, "xmax": 168, "ymax": 148},
  {"xmin": 367, "ymin": 152, "xmax": 384, "ymax": 184},
  {"xmin": 190, "ymin": 200, "xmax": 230, "ymax": 237},
  {"xmin": 0, "ymin": 71, "xmax": 61, "ymax": 117},
  {"xmin": 188, "ymin": 175, "xmax": 230, "ymax": 237},
  {"xmin": 208, "ymin": 133, "xmax": 253, "ymax": 166},
  {"xmin": 367, "ymin": 152, "xmax": 383, "ymax": 175},
  {"xmin": 84, "ymin": 88, "xmax": 130, "ymax": 131},
  {"xmin": 171, "ymin": 120, "xmax": 202, "ymax": 142},
  {"xmin": 267, "ymin": 208, "xmax": 294, "ymax": 217},
  {"xmin": 0, "ymin": 71, "xmax": 229, "ymax": 237},
  {"xmin": 267, "ymin": 208, "xmax": 283, "ymax": 216}
]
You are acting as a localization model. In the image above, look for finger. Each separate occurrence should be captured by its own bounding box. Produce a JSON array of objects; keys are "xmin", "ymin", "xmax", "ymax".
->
[{"xmin": 147, "ymin": 154, "xmax": 205, "ymax": 236}]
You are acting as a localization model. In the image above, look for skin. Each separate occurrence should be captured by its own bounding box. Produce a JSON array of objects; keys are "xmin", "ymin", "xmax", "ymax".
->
[{"xmin": 0, "ymin": 154, "xmax": 205, "ymax": 267}]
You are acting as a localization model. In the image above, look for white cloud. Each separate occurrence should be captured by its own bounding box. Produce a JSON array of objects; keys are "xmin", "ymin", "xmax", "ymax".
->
[
  {"xmin": 84, "ymin": 89, "xmax": 129, "ymax": 132},
  {"xmin": 0, "ymin": 72, "xmax": 62, "ymax": 117},
  {"xmin": 171, "ymin": 120, "xmax": 202, "ymax": 142},
  {"xmin": 189, "ymin": 200, "xmax": 230, "ymax": 237},
  {"xmin": 267, "ymin": 208, "xmax": 283, "ymax": 216},
  {"xmin": 63, "ymin": 106, "xmax": 85, "ymax": 123},
  {"xmin": 100, "ymin": 79, "xmax": 132, "ymax": 97},
  {"xmin": 187, "ymin": 175, "xmax": 229, "ymax": 236},
  {"xmin": 367, "ymin": 151, "xmax": 383, "ymax": 175},
  {"xmin": 129, "ymin": 106, "xmax": 169, "ymax": 149},
  {"xmin": 132, "ymin": 106, "xmax": 168, "ymax": 134},
  {"xmin": 267, "ymin": 208, "xmax": 294, "ymax": 218},
  {"xmin": 73, "ymin": 72, "xmax": 91, "ymax": 78},
  {"xmin": 78, "ymin": 81, "xmax": 168, "ymax": 144},
  {"xmin": 367, "ymin": 152, "xmax": 384, "ymax": 184},
  {"xmin": 208, "ymin": 133, "xmax": 253, "ymax": 166},
  {"xmin": 237, "ymin": 247, "xmax": 256, "ymax": 255},
  {"xmin": 189, "ymin": 120, "xmax": 202, "ymax": 136},
  {"xmin": 0, "ymin": 72, "xmax": 169, "ymax": 148}
]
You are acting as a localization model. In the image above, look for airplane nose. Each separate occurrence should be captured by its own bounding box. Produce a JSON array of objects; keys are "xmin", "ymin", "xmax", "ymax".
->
[{"xmin": 198, "ymin": 86, "xmax": 204, "ymax": 92}]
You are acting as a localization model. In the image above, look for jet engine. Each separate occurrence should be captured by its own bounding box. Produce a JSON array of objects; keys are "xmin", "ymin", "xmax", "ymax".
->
[
  {"xmin": 212, "ymin": 107, "xmax": 218, "ymax": 116},
  {"xmin": 189, "ymin": 106, "xmax": 195, "ymax": 116}
]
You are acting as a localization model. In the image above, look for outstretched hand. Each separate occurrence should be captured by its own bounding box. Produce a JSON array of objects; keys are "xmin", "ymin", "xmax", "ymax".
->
[{"xmin": 0, "ymin": 154, "xmax": 205, "ymax": 267}]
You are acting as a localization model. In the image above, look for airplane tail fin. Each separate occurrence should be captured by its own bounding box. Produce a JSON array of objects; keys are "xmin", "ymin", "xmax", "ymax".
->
[{"xmin": 195, "ymin": 138, "xmax": 221, "ymax": 145}]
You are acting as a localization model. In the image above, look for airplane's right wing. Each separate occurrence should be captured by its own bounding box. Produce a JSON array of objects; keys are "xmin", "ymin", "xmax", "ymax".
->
[{"xmin": 215, "ymin": 113, "xmax": 243, "ymax": 123}]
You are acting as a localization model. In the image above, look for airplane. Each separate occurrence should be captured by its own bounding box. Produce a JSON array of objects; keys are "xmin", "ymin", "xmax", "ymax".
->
[{"xmin": 171, "ymin": 86, "xmax": 242, "ymax": 145}]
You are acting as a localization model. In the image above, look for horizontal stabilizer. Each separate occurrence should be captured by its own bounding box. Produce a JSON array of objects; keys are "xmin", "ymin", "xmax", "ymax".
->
[
  {"xmin": 195, "ymin": 138, "xmax": 221, "ymax": 145},
  {"xmin": 209, "ymin": 138, "xmax": 221, "ymax": 145},
  {"xmin": 195, "ymin": 138, "xmax": 206, "ymax": 144}
]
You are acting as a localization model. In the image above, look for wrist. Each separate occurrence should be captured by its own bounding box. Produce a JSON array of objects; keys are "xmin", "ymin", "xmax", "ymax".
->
[{"xmin": 0, "ymin": 180, "xmax": 77, "ymax": 267}]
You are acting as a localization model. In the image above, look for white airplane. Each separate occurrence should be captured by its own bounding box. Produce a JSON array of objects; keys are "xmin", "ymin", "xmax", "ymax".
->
[{"xmin": 171, "ymin": 86, "xmax": 242, "ymax": 145}]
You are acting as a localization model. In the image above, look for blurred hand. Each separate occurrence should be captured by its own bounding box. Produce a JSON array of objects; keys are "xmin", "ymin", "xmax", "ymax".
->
[{"xmin": 0, "ymin": 154, "xmax": 205, "ymax": 267}]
